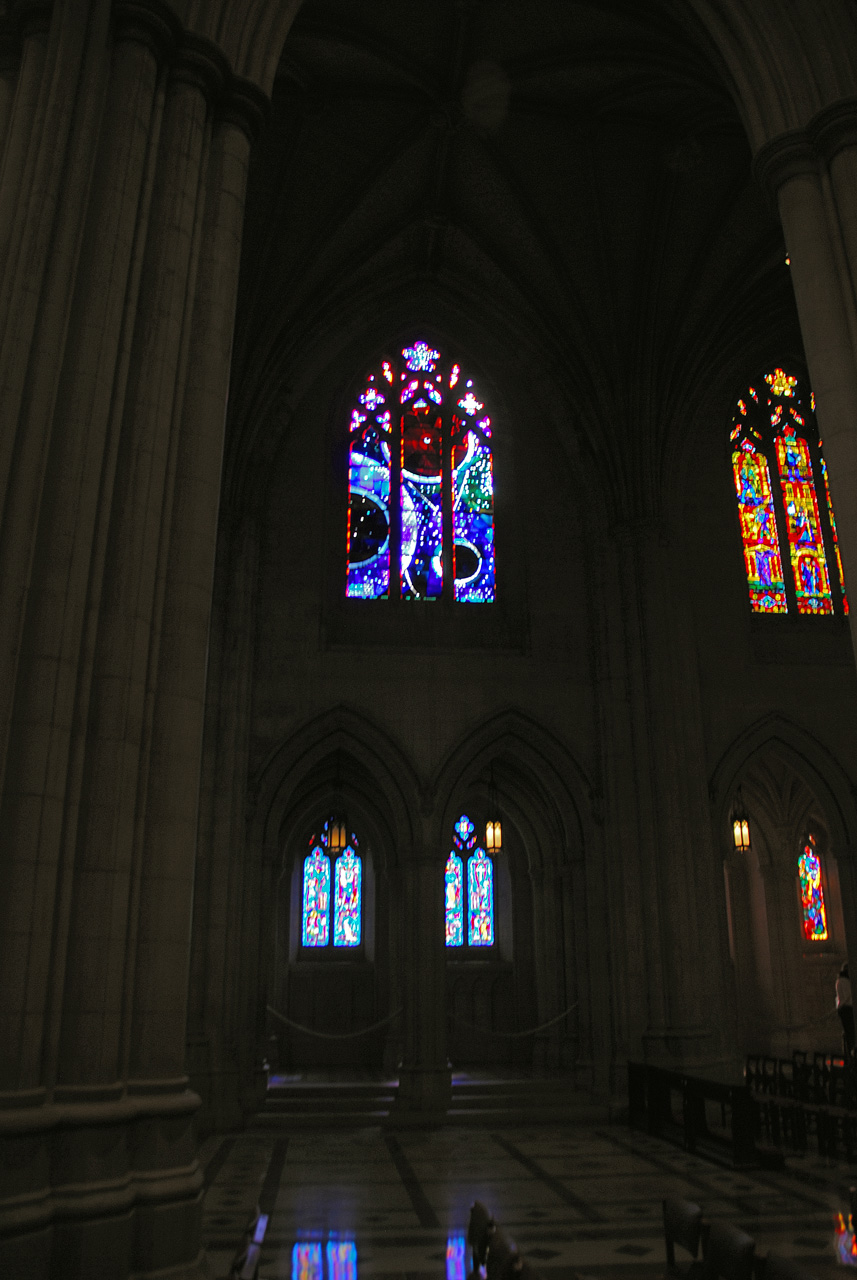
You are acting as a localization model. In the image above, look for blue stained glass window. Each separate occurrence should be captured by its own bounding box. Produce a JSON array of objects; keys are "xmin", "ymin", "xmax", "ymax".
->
[
  {"xmin": 347, "ymin": 408, "xmax": 391, "ymax": 598},
  {"xmin": 302, "ymin": 847, "xmax": 330, "ymax": 947},
  {"xmin": 468, "ymin": 847, "xmax": 494, "ymax": 946},
  {"xmin": 346, "ymin": 343, "xmax": 496, "ymax": 603},
  {"xmin": 301, "ymin": 822, "xmax": 362, "ymax": 950},
  {"xmin": 333, "ymin": 848, "xmax": 362, "ymax": 947},
  {"xmin": 452, "ymin": 427, "xmax": 496, "ymax": 602},
  {"xmin": 401, "ymin": 410, "xmax": 443, "ymax": 599},
  {"xmin": 445, "ymin": 852, "xmax": 463, "ymax": 947},
  {"xmin": 446, "ymin": 813, "xmax": 494, "ymax": 949}
]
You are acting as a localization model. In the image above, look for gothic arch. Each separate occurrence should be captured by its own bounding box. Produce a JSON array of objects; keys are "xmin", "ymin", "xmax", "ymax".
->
[
  {"xmin": 431, "ymin": 709, "xmax": 597, "ymax": 871},
  {"xmin": 710, "ymin": 712, "xmax": 857, "ymax": 850},
  {"xmin": 250, "ymin": 704, "xmax": 421, "ymax": 865}
]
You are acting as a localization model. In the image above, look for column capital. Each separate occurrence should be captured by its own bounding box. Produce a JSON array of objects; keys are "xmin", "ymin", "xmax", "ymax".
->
[
  {"xmin": 112, "ymin": 0, "xmax": 180, "ymax": 62},
  {"xmin": 753, "ymin": 129, "xmax": 818, "ymax": 201},
  {"xmin": 217, "ymin": 74, "xmax": 269, "ymax": 144},
  {"xmin": 172, "ymin": 30, "xmax": 230, "ymax": 101},
  {"xmin": 809, "ymin": 98, "xmax": 857, "ymax": 165}
]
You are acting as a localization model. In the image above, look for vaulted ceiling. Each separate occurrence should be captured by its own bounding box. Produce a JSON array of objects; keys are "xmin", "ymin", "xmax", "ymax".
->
[{"xmin": 225, "ymin": 0, "xmax": 799, "ymax": 517}]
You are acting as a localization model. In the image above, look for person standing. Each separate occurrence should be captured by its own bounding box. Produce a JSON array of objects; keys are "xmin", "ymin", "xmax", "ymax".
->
[{"xmin": 837, "ymin": 963, "xmax": 855, "ymax": 1056}]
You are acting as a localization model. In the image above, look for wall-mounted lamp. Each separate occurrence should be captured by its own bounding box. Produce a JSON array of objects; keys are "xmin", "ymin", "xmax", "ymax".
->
[
  {"xmin": 731, "ymin": 791, "xmax": 751, "ymax": 852},
  {"xmin": 486, "ymin": 819, "xmax": 502, "ymax": 851},
  {"xmin": 328, "ymin": 817, "xmax": 348, "ymax": 855}
]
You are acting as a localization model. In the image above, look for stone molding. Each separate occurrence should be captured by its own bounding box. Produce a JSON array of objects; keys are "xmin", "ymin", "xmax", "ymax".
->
[
  {"xmin": 111, "ymin": 0, "xmax": 269, "ymax": 141},
  {"xmin": 0, "ymin": 1086, "xmax": 202, "ymax": 1236},
  {"xmin": 753, "ymin": 97, "xmax": 857, "ymax": 197}
]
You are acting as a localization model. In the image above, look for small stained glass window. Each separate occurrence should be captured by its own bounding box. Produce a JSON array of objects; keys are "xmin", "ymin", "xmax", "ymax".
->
[
  {"xmin": 730, "ymin": 368, "xmax": 847, "ymax": 617},
  {"xmin": 301, "ymin": 846, "xmax": 330, "ymax": 947},
  {"xmin": 798, "ymin": 834, "xmax": 828, "ymax": 942},
  {"xmin": 301, "ymin": 821, "xmax": 362, "ymax": 950},
  {"xmin": 445, "ymin": 813, "xmax": 494, "ymax": 949},
  {"xmin": 333, "ymin": 848, "xmax": 362, "ymax": 947},
  {"xmin": 468, "ymin": 847, "xmax": 494, "ymax": 946},
  {"xmin": 445, "ymin": 852, "xmax": 464, "ymax": 947},
  {"xmin": 346, "ymin": 341, "xmax": 496, "ymax": 603}
]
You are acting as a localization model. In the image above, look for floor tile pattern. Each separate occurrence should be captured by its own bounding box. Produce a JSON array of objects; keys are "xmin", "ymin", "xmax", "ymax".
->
[{"xmin": 199, "ymin": 1124, "xmax": 857, "ymax": 1280}]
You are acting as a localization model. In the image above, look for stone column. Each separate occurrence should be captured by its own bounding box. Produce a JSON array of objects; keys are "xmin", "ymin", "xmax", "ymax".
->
[
  {"xmin": 755, "ymin": 120, "xmax": 857, "ymax": 667},
  {"xmin": 833, "ymin": 844, "xmax": 857, "ymax": 975},
  {"xmin": 599, "ymin": 521, "xmax": 732, "ymax": 1069},
  {"xmin": 395, "ymin": 835, "xmax": 451, "ymax": 1115},
  {"xmin": 0, "ymin": 5, "xmax": 267, "ymax": 1276}
]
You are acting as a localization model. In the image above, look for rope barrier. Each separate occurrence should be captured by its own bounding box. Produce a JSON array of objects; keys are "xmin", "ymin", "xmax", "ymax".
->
[
  {"xmin": 266, "ymin": 1004, "xmax": 402, "ymax": 1041},
  {"xmin": 448, "ymin": 1003, "xmax": 578, "ymax": 1039}
]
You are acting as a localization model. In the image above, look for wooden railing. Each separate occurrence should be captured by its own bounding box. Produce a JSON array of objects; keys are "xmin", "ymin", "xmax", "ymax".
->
[{"xmin": 628, "ymin": 1062, "xmax": 777, "ymax": 1168}]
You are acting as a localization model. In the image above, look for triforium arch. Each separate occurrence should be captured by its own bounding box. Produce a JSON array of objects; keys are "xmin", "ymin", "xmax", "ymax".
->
[
  {"xmin": 432, "ymin": 711, "xmax": 608, "ymax": 1086},
  {"xmin": 711, "ymin": 714, "xmax": 857, "ymax": 1057}
]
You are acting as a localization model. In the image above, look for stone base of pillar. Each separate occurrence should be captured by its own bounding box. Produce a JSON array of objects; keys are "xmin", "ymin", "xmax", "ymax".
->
[
  {"xmin": 0, "ymin": 1086, "xmax": 206, "ymax": 1280},
  {"xmin": 393, "ymin": 1066, "xmax": 451, "ymax": 1119}
]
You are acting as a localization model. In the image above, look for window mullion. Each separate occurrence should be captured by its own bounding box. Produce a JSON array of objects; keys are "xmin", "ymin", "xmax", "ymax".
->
[
  {"xmin": 442, "ymin": 404, "xmax": 454, "ymax": 603},
  {"xmin": 391, "ymin": 411, "xmax": 402, "ymax": 602},
  {"xmin": 809, "ymin": 436, "xmax": 845, "ymax": 615},
  {"xmin": 770, "ymin": 439, "xmax": 799, "ymax": 616}
]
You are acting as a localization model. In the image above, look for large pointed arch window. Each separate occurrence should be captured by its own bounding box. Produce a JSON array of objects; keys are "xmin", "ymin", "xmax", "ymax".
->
[
  {"xmin": 730, "ymin": 368, "xmax": 848, "ymax": 616},
  {"xmin": 445, "ymin": 813, "xmax": 494, "ymax": 948},
  {"xmin": 301, "ymin": 820, "xmax": 362, "ymax": 949},
  {"xmin": 346, "ymin": 340, "xmax": 496, "ymax": 603}
]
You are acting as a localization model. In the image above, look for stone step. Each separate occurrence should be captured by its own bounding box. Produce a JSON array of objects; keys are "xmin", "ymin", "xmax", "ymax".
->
[{"xmin": 254, "ymin": 1075, "xmax": 603, "ymax": 1129}]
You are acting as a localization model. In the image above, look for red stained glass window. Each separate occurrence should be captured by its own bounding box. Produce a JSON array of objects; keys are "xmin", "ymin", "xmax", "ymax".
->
[{"xmin": 730, "ymin": 368, "xmax": 846, "ymax": 617}]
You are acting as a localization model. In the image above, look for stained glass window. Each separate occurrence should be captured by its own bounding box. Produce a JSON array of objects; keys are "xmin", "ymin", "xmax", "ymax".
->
[
  {"xmin": 468, "ymin": 848, "xmax": 494, "ymax": 946},
  {"xmin": 798, "ymin": 834, "xmax": 828, "ymax": 942},
  {"xmin": 730, "ymin": 368, "xmax": 846, "ymax": 616},
  {"xmin": 302, "ymin": 846, "xmax": 330, "ymax": 947},
  {"xmin": 445, "ymin": 852, "xmax": 464, "ymax": 947},
  {"xmin": 301, "ymin": 821, "xmax": 362, "ymax": 950},
  {"xmin": 346, "ymin": 341, "xmax": 496, "ymax": 603},
  {"xmin": 445, "ymin": 813, "xmax": 494, "ymax": 949},
  {"xmin": 775, "ymin": 429, "xmax": 832, "ymax": 615},
  {"xmin": 820, "ymin": 447, "xmax": 849, "ymax": 614},
  {"xmin": 732, "ymin": 439, "xmax": 787, "ymax": 613},
  {"xmin": 333, "ymin": 848, "xmax": 362, "ymax": 947}
]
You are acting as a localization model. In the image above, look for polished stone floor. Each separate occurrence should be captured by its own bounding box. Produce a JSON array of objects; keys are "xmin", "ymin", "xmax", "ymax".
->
[{"xmin": 198, "ymin": 1123, "xmax": 857, "ymax": 1280}]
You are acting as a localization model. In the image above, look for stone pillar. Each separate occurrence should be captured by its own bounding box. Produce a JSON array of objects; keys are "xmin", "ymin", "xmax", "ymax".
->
[
  {"xmin": 755, "ymin": 114, "xmax": 857, "ymax": 667},
  {"xmin": 598, "ymin": 521, "xmax": 733, "ymax": 1069},
  {"xmin": 395, "ymin": 837, "xmax": 451, "ymax": 1116},
  {"xmin": 833, "ymin": 844, "xmax": 857, "ymax": 975},
  {"xmin": 0, "ymin": 4, "xmax": 266, "ymax": 1276}
]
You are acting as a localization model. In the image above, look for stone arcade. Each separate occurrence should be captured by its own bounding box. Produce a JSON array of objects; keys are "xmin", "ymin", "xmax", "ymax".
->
[{"xmin": 2, "ymin": 1, "xmax": 857, "ymax": 1276}]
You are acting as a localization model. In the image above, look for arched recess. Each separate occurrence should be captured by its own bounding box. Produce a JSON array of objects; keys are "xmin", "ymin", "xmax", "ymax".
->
[
  {"xmin": 250, "ymin": 705, "xmax": 421, "ymax": 1072},
  {"xmin": 710, "ymin": 714, "xmax": 857, "ymax": 1057},
  {"xmin": 432, "ymin": 711, "xmax": 607, "ymax": 1087}
]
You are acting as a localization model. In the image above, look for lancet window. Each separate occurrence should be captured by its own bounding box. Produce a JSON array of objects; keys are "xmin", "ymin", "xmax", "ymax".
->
[
  {"xmin": 346, "ymin": 340, "xmax": 496, "ymax": 603},
  {"xmin": 730, "ymin": 367, "xmax": 847, "ymax": 616},
  {"xmin": 301, "ymin": 820, "xmax": 362, "ymax": 949},
  {"xmin": 798, "ymin": 833, "xmax": 828, "ymax": 942},
  {"xmin": 445, "ymin": 813, "xmax": 494, "ymax": 948}
]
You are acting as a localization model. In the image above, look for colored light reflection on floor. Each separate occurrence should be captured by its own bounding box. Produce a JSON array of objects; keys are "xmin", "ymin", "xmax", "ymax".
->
[
  {"xmin": 446, "ymin": 1236, "xmax": 467, "ymax": 1280},
  {"xmin": 292, "ymin": 1240, "xmax": 358, "ymax": 1280},
  {"xmin": 836, "ymin": 1214, "xmax": 857, "ymax": 1266}
]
